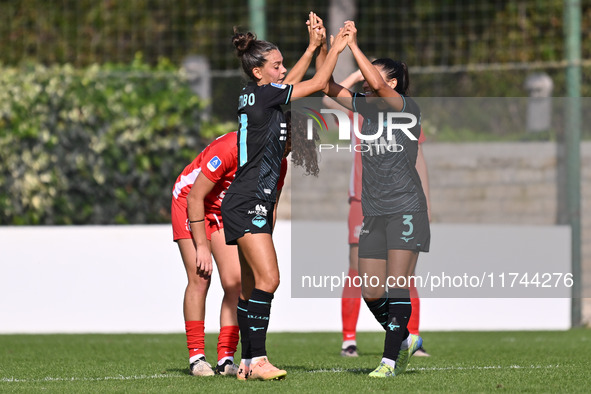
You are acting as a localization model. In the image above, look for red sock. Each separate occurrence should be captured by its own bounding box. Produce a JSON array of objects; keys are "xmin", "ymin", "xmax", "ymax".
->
[
  {"xmin": 341, "ymin": 268, "xmax": 361, "ymax": 342},
  {"xmin": 408, "ymin": 280, "xmax": 420, "ymax": 335},
  {"xmin": 185, "ymin": 320, "xmax": 205, "ymax": 360},
  {"xmin": 217, "ymin": 325, "xmax": 240, "ymax": 362}
]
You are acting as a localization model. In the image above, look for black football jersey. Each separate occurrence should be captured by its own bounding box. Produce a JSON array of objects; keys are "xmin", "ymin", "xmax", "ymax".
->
[
  {"xmin": 226, "ymin": 81, "xmax": 293, "ymax": 202},
  {"xmin": 352, "ymin": 93, "xmax": 427, "ymax": 216}
]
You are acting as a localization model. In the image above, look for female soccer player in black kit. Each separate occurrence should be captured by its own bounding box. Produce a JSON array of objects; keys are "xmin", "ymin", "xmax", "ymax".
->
[
  {"xmin": 323, "ymin": 21, "xmax": 430, "ymax": 378},
  {"xmin": 218, "ymin": 13, "xmax": 348, "ymax": 381}
]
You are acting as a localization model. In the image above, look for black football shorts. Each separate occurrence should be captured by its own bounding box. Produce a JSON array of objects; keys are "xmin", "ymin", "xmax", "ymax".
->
[
  {"xmin": 358, "ymin": 211, "xmax": 430, "ymax": 259},
  {"xmin": 220, "ymin": 193, "xmax": 275, "ymax": 245}
]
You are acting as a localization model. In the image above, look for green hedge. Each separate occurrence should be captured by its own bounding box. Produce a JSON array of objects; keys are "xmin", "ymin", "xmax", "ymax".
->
[{"xmin": 0, "ymin": 55, "xmax": 231, "ymax": 225}]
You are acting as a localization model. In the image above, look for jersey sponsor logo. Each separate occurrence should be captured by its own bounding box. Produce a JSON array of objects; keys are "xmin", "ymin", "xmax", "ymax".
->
[
  {"xmin": 359, "ymin": 222, "xmax": 369, "ymax": 235},
  {"xmin": 353, "ymin": 225, "xmax": 362, "ymax": 238},
  {"xmin": 247, "ymin": 204, "xmax": 268, "ymax": 216},
  {"xmin": 400, "ymin": 236, "xmax": 415, "ymax": 243},
  {"xmin": 206, "ymin": 156, "xmax": 222, "ymax": 172},
  {"xmin": 270, "ymin": 82, "xmax": 287, "ymax": 89}
]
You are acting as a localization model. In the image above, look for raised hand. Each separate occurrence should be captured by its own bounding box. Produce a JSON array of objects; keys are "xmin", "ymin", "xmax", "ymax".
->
[
  {"xmin": 330, "ymin": 26, "xmax": 349, "ymax": 53},
  {"xmin": 306, "ymin": 12, "xmax": 326, "ymax": 49},
  {"xmin": 343, "ymin": 20, "xmax": 358, "ymax": 47}
]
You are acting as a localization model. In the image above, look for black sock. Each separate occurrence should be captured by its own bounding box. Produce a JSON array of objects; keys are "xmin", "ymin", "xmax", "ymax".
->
[
  {"xmin": 383, "ymin": 288, "xmax": 412, "ymax": 362},
  {"xmin": 247, "ymin": 288, "xmax": 274, "ymax": 358},
  {"xmin": 364, "ymin": 292, "xmax": 389, "ymax": 329},
  {"xmin": 237, "ymin": 298, "xmax": 251, "ymax": 360}
]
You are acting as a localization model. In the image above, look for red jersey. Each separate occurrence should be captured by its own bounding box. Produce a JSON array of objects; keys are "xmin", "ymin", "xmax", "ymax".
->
[{"xmin": 172, "ymin": 132, "xmax": 288, "ymax": 216}]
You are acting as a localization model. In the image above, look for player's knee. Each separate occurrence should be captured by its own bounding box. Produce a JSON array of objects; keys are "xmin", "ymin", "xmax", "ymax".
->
[
  {"xmin": 187, "ymin": 276, "xmax": 210, "ymax": 295},
  {"xmin": 257, "ymin": 273, "xmax": 280, "ymax": 293},
  {"xmin": 221, "ymin": 277, "xmax": 242, "ymax": 296},
  {"xmin": 361, "ymin": 287, "xmax": 382, "ymax": 300}
]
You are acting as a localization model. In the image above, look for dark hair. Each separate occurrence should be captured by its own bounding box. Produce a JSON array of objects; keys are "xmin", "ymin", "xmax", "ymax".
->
[
  {"xmin": 232, "ymin": 27, "xmax": 278, "ymax": 81},
  {"xmin": 286, "ymin": 111, "xmax": 320, "ymax": 177},
  {"xmin": 371, "ymin": 58, "xmax": 410, "ymax": 95}
]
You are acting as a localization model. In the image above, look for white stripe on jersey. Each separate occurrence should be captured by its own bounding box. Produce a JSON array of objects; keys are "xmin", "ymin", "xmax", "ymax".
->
[{"xmin": 172, "ymin": 168, "xmax": 201, "ymax": 199}]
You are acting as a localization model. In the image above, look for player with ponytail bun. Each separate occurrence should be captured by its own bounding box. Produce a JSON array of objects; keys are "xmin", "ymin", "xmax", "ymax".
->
[{"xmin": 220, "ymin": 13, "xmax": 349, "ymax": 381}]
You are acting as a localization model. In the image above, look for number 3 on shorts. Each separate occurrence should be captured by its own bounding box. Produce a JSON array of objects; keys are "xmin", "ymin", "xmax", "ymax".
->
[{"xmin": 402, "ymin": 214, "xmax": 414, "ymax": 236}]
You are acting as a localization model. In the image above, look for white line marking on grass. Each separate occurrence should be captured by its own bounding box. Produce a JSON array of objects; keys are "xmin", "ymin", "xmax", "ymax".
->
[
  {"xmin": 307, "ymin": 365, "xmax": 561, "ymax": 373},
  {"xmin": 2, "ymin": 365, "xmax": 562, "ymax": 382},
  {"xmin": 1, "ymin": 374, "xmax": 185, "ymax": 383},
  {"xmin": 410, "ymin": 365, "xmax": 561, "ymax": 372}
]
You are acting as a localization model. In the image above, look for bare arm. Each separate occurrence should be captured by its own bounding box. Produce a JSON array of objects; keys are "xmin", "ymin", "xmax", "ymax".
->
[
  {"xmin": 345, "ymin": 21, "xmax": 403, "ymax": 110},
  {"xmin": 290, "ymin": 26, "xmax": 348, "ymax": 99},
  {"xmin": 314, "ymin": 24, "xmax": 328, "ymax": 77},
  {"xmin": 186, "ymin": 173, "xmax": 216, "ymax": 278},
  {"xmin": 283, "ymin": 12, "xmax": 325, "ymax": 85},
  {"xmin": 321, "ymin": 69, "xmax": 364, "ymax": 111}
]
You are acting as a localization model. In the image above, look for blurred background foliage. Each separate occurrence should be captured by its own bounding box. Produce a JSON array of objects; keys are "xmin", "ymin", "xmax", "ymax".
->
[
  {"xmin": 2, "ymin": 1, "xmax": 589, "ymax": 69},
  {"xmin": 0, "ymin": 0, "xmax": 589, "ymax": 224},
  {"xmin": 0, "ymin": 55, "xmax": 223, "ymax": 224},
  {"xmin": 2, "ymin": 1, "xmax": 590, "ymax": 93}
]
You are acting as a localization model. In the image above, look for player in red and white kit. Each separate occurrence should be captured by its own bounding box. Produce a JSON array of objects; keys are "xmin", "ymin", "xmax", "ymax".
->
[
  {"xmin": 171, "ymin": 131, "xmax": 288, "ymax": 377},
  {"xmin": 323, "ymin": 70, "xmax": 431, "ymax": 358}
]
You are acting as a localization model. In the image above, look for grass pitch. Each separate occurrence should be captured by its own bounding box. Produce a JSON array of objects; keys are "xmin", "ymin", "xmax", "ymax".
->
[{"xmin": 1, "ymin": 330, "xmax": 590, "ymax": 392}]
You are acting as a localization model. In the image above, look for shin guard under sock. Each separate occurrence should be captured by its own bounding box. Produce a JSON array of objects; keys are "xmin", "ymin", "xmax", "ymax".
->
[
  {"xmin": 217, "ymin": 325, "xmax": 240, "ymax": 363},
  {"xmin": 383, "ymin": 288, "xmax": 412, "ymax": 362},
  {"xmin": 185, "ymin": 320, "xmax": 205, "ymax": 362},
  {"xmin": 247, "ymin": 288, "xmax": 274, "ymax": 358},
  {"xmin": 237, "ymin": 298, "xmax": 251, "ymax": 360},
  {"xmin": 364, "ymin": 293, "xmax": 388, "ymax": 330}
]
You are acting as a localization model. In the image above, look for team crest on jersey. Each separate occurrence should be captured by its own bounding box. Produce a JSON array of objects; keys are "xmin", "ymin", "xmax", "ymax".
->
[
  {"xmin": 270, "ymin": 82, "xmax": 287, "ymax": 89},
  {"xmin": 207, "ymin": 156, "xmax": 222, "ymax": 172},
  {"xmin": 252, "ymin": 215, "xmax": 267, "ymax": 228}
]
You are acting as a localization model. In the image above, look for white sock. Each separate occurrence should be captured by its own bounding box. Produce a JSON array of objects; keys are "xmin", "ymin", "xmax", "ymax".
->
[
  {"xmin": 252, "ymin": 355, "xmax": 267, "ymax": 365},
  {"xmin": 218, "ymin": 356, "xmax": 233, "ymax": 366},
  {"xmin": 189, "ymin": 354, "xmax": 206, "ymax": 364},
  {"xmin": 342, "ymin": 340, "xmax": 356, "ymax": 349},
  {"xmin": 241, "ymin": 358, "xmax": 252, "ymax": 367},
  {"xmin": 400, "ymin": 334, "xmax": 412, "ymax": 350},
  {"xmin": 381, "ymin": 357, "xmax": 395, "ymax": 368}
]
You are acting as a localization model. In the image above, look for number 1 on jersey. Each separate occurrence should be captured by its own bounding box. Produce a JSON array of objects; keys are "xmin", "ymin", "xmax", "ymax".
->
[{"xmin": 239, "ymin": 114, "xmax": 248, "ymax": 167}]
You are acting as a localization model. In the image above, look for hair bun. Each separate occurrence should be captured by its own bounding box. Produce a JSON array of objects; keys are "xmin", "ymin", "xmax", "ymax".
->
[{"xmin": 232, "ymin": 28, "xmax": 256, "ymax": 57}]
